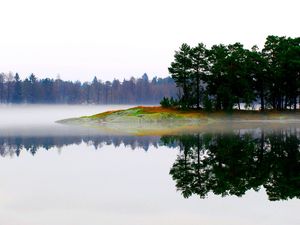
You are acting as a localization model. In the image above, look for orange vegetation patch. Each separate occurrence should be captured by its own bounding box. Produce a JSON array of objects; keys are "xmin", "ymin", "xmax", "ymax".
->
[
  {"xmin": 134, "ymin": 106, "xmax": 179, "ymax": 113},
  {"xmin": 90, "ymin": 106, "xmax": 208, "ymax": 119},
  {"xmin": 90, "ymin": 106, "xmax": 300, "ymax": 121},
  {"xmin": 134, "ymin": 106, "xmax": 206, "ymax": 117},
  {"xmin": 92, "ymin": 109, "xmax": 123, "ymax": 118}
]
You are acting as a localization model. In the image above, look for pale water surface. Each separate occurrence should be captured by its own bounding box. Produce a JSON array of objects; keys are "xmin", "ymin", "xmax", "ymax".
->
[{"xmin": 0, "ymin": 105, "xmax": 299, "ymax": 225}]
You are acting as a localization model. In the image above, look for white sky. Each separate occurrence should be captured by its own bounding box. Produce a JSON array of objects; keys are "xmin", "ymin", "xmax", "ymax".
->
[{"xmin": 0, "ymin": 0, "xmax": 299, "ymax": 82}]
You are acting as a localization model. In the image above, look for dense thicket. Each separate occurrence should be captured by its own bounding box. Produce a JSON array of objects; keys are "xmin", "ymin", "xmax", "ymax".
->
[
  {"xmin": 0, "ymin": 73, "xmax": 177, "ymax": 104},
  {"xmin": 168, "ymin": 35, "xmax": 300, "ymax": 110}
]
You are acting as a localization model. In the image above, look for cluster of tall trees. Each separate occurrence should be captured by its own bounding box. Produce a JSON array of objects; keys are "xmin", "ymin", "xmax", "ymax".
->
[
  {"xmin": 0, "ymin": 73, "xmax": 177, "ymax": 104},
  {"xmin": 168, "ymin": 35, "xmax": 300, "ymax": 110}
]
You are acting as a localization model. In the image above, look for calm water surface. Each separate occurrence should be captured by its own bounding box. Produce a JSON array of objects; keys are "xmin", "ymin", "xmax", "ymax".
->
[{"xmin": 0, "ymin": 105, "xmax": 299, "ymax": 225}]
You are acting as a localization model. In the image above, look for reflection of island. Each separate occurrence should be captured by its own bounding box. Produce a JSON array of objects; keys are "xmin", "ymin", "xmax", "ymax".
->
[
  {"xmin": 162, "ymin": 129, "xmax": 300, "ymax": 201},
  {"xmin": 0, "ymin": 135, "xmax": 161, "ymax": 157},
  {"xmin": 1, "ymin": 128, "xmax": 300, "ymax": 201}
]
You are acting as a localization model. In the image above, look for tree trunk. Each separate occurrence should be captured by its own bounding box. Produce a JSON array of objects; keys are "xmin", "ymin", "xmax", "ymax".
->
[
  {"xmin": 196, "ymin": 76, "xmax": 200, "ymax": 109},
  {"xmin": 197, "ymin": 134, "xmax": 201, "ymax": 188},
  {"xmin": 259, "ymin": 130, "xmax": 265, "ymax": 164},
  {"xmin": 284, "ymin": 96, "xmax": 288, "ymax": 110},
  {"xmin": 260, "ymin": 92, "xmax": 265, "ymax": 111},
  {"xmin": 216, "ymin": 96, "xmax": 221, "ymax": 110}
]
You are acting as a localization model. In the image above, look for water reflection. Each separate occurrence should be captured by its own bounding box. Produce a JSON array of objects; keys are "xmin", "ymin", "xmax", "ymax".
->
[
  {"xmin": 0, "ymin": 128, "xmax": 300, "ymax": 201},
  {"xmin": 0, "ymin": 135, "xmax": 161, "ymax": 157},
  {"xmin": 162, "ymin": 128, "xmax": 300, "ymax": 201}
]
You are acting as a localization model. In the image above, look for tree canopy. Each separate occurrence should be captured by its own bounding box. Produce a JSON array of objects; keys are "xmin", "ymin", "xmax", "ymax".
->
[{"xmin": 167, "ymin": 35, "xmax": 300, "ymax": 110}]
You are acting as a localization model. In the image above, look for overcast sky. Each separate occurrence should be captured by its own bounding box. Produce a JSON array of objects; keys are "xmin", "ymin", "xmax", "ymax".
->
[{"xmin": 0, "ymin": 0, "xmax": 299, "ymax": 82}]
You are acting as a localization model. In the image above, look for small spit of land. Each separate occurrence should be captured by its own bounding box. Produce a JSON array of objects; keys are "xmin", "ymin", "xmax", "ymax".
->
[{"xmin": 57, "ymin": 106, "xmax": 300, "ymax": 135}]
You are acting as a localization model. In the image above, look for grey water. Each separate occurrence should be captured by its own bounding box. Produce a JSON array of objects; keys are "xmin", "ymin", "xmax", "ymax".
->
[{"xmin": 0, "ymin": 105, "xmax": 299, "ymax": 225}]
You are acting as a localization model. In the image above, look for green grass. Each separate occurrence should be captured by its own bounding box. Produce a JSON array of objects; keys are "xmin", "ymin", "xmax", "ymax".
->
[
  {"xmin": 59, "ymin": 106, "xmax": 300, "ymax": 126},
  {"xmin": 55, "ymin": 106, "xmax": 300, "ymax": 136}
]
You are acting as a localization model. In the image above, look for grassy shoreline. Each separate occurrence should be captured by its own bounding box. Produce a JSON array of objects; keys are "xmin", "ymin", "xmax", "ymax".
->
[
  {"xmin": 56, "ymin": 106, "xmax": 300, "ymax": 135},
  {"xmin": 57, "ymin": 106, "xmax": 300, "ymax": 130},
  {"xmin": 57, "ymin": 106, "xmax": 300, "ymax": 124},
  {"xmin": 72, "ymin": 106, "xmax": 300, "ymax": 119}
]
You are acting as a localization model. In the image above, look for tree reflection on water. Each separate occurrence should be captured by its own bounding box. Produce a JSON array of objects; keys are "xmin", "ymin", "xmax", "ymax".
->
[
  {"xmin": 162, "ymin": 129, "xmax": 300, "ymax": 201},
  {"xmin": 0, "ymin": 128, "xmax": 299, "ymax": 201}
]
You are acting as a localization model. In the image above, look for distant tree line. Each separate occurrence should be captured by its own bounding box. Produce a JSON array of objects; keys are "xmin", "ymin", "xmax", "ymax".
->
[
  {"xmin": 0, "ymin": 73, "xmax": 177, "ymax": 104},
  {"xmin": 166, "ymin": 35, "xmax": 300, "ymax": 110}
]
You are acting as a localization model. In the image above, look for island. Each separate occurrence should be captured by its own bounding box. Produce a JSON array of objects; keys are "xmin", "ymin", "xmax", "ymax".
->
[
  {"xmin": 56, "ymin": 106, "xmax": 300, "ymax": 135},
  {"xmin": 58, "ymin": 35, "xmax": 300, "ymax": 135}
]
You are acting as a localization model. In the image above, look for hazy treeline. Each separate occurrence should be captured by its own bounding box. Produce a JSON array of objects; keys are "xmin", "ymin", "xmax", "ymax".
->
[
  {"xmin": 0, "ymin": 73, "xmax": 177, "ymax": 104},
  {"xmin": 168, "ymin": 35, "xmax": 300, "ymax": 110}
]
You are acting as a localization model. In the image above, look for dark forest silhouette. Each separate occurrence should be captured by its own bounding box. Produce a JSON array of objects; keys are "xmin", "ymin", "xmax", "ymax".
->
[
  {"xmin": 0, "ymin": 73, "xmax": 177, "ymax": 104},
  {"xmin": 167, "ymin": 35, "xmax": 300, "ymax": 110},
  {"xmin": 162, "ymin": 129, "xmax": 300, "ymax": 201}
]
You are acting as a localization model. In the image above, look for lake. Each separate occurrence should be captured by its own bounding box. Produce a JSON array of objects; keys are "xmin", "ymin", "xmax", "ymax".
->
[{"xmin": 0, "ymin": 105, "xmax": 299, "ymax": 225}]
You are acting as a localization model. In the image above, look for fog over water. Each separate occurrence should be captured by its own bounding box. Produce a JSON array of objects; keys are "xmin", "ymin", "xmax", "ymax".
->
[
  {"xmin": 0, "ymin": 104, "xmax": 135, "ymax": 127},
  {"xmin": 0, "ymin": 105, "xmax": 299, "ymax": 225},
  {"xmin": 0, "ymin": 104, "xmax": 136, "ymax": 136}
]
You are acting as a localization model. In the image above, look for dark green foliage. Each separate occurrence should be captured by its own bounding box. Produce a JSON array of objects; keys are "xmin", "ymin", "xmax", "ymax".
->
[
  {"xmin": 168, "ymin": 43, "xmax": 192, "ymax": 105},
  {"xmin": 247, "ymin": 45, "xmax": 269, "ymax": 110},
  {"xmin": 190, "ymin": 43, "xmax": 208, "ymax": 109},
  {"xmin": 160, "ymin": 96, "xmax": 178, "ymax": 108},
  {"xmin": 168, "ymin": 35, "xmax": 300, "ymax": 111},
  {"xmin": 160, "ymin": 97, "xmax": 171, "ymax": 107},
  {"xmin": 203, "ymin": 93, "xmax": 212, "ymax": 111}
]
